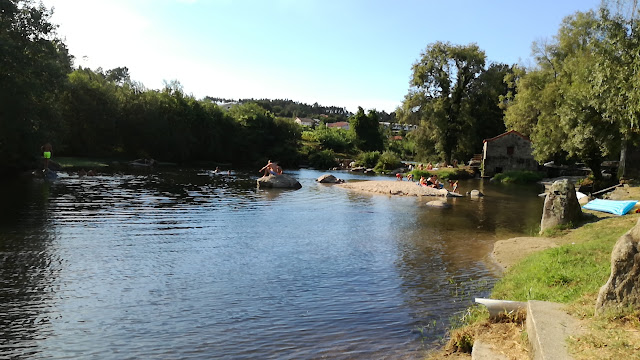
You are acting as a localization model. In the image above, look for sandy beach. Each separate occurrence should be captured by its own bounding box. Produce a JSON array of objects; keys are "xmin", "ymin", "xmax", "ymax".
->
[{"xmin": 336, "ymin": 180, "xmax": 451, "ymax": 197}]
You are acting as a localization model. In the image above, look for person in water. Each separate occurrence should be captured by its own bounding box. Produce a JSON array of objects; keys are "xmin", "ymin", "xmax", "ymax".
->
[{"xmin": 41, "ymin": 142, "xmax": 52, "ymax": 171}]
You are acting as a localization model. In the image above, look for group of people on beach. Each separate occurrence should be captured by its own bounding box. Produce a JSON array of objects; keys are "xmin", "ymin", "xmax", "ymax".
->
[
  {"xmin": 396, "ymin": 171, "xmax": 459, "ymax": 192},
  {"xmin": 408, "ymin": 160, "xmax": 459, "ymax": 172}
]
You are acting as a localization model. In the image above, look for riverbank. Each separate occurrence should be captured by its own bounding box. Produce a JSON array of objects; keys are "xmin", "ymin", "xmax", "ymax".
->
[{"xmin": 429, "ymin": 185, "xmax": 640, "ymax": 359}]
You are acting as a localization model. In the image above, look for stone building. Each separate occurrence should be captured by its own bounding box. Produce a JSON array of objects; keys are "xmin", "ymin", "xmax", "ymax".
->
[{"xmin": 481, "ymin": 130, "xmax": 538, "ymax": 177}]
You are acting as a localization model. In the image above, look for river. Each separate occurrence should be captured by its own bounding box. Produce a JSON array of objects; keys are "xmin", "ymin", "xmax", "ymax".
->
[{"xmin": 0, "ymin": 168, "xmax": 543, "ymax": 359}]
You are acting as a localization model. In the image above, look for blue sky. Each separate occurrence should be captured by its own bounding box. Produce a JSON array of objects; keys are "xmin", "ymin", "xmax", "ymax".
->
[{"xmin": 42, "ymin": 0, "xmax": 603, "ymax": 112}]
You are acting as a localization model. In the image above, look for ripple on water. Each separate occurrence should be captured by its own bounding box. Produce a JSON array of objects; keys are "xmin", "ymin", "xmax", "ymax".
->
[{"xmin": 0, "ymin": 170, "xmax": 542, "ymax": 359}]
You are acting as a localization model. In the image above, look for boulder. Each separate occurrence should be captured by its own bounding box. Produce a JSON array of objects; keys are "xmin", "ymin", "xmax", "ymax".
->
[
  {"xmin": 468, "ymin": 189, "xmax": 484, "ymax": 197},
  {"xmin": 316, "ymin": 174, "xmax": 344, "ymax": 184},
  {"xmin": 595, "ymin": 218, "xmax": 640, "ymax": 314},
  {"xmin": 426, "ymin": 200, "xmax": 451, "ymax": 208},
  {"xmin": 539, "ymin": 179, "xmax": 582, "ymax": 233},
  {"xmin": 257, "ymin": 174, "xmax": 302, "ymax": 189}
]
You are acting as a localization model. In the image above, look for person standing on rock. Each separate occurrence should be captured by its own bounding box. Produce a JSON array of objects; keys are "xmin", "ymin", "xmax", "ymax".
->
[{"xmin": 41, "ymin": 142, "xmax": 52, "ymax": 171}]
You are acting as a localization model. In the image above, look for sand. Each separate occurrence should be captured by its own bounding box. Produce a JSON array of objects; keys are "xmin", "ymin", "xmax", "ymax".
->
[{"xmin": 336, "ymin": 180, "xmax": 451, "ymax": 197}]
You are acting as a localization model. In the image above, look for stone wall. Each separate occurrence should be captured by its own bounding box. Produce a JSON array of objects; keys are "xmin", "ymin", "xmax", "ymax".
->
[{"xmin": 482, "ymin": 132, "xmax": 537, "ymax": 177}]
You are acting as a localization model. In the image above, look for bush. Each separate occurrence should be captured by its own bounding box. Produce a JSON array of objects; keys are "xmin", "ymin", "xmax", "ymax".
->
[
  {"xmin": 492, "ymin": 171, "xmax": 545, "ymax": 184},
  {"xmin": 374, "ymin": 151, "xmax": 402, "ymax": 172},
  {"xmin": 301, "ymin": 130, "xmax": 317, "ymax": 142},
  {"xmin": 314, "ymin": 128, "xmax": 353, "ymax": 152},
  {"xmin": 356, "ymin": 151, "xmax": 380, "ymax": 168},
  {"xmin": 308, "ymin": 149, "xmax": 337, "ymax": 169}
]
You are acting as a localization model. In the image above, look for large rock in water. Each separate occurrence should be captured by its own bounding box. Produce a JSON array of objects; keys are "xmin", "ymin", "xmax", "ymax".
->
[
  {"xmin": 539, "ymin": 179, "xmax": 582, "ymax": 233},
  {"xmin": 595, "ymin": 218, "xmax": 640, "ymax": 314},
  {"xmin": 316, "ymin": 174, "xmax": 344, "ymax": 184},
  {"xmin": 257, "ymin": 174, "xmax": 302, "ymax": 189}
]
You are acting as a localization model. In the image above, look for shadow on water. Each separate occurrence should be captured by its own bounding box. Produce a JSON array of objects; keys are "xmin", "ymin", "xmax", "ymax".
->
[{"xmin": 0, "ymin": 170, "xmax": 544, "ymax": 359}]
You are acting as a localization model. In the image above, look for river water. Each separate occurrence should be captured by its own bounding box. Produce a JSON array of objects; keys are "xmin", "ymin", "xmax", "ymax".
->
[{"xmin": 0, "ymin": 168, "xmax": 543, "ymax": 359}]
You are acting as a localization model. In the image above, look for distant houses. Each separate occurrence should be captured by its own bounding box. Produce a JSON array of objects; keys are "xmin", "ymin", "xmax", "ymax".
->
[
  {"xmin": 326, "ymin": 121, "xmax": 350, "ymax": 130},
  {"xmin": 295, "ymin": 117, "xmax": 319, "ymax": 127},
  {"xmin": 481, "ymin": 130, "xmax": 538, "ymax": 177},
  {"xmin": 379, "ymin": 122, "xmax": 418, "ymax": 133}
]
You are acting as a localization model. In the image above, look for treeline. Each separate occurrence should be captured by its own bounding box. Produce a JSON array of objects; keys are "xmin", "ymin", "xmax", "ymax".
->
[
  {"xmin": 0, "ymin": 0, "xmax": 310, "ymax": 172},
  {"xmin": 204, "ymin": 97, "xmax": 398, "ymax": 124},
  {"xmin": 61, "ymin": 68, "xmax": 302, "ymax": 166},
  {"xmin": 397, "ymin": 0, "xmax": 640, "ymax": 179},
  {"xmin": 205, "ymin": 97, "xmax": 351, "ymax": 120}
]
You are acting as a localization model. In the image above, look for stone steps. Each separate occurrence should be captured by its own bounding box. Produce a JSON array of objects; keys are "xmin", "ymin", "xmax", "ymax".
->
[{"xmin": 472, "ymin": 300, "xmax": 582, "ymax": 360}]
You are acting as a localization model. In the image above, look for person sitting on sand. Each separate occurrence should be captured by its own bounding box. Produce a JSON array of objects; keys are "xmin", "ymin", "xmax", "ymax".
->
[
  {"xmin": 419, "ymin": 176, "xmax": 427, "ymax": 186},
  {"xmin": 426, "ymin": 162, "xmax": 433, "ymax": 170},
  {"xmin": 426, "ymin": 175, "xmax": 440, "ymax": 188}
]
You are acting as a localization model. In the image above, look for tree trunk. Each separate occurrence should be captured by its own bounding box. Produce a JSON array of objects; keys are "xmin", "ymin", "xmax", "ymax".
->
[{"xmin": 618, "ymin": 138, "xmax": 627, "ymax": 180}]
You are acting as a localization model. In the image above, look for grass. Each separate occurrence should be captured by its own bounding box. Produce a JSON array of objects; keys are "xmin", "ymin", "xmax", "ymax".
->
[
  {"xmin": 440, "ymin": 188, "xmax": 640, "ymax": 358},
  {"xmin": 492, "ymin": 170, "xmax": 546, "ymax": 184}
]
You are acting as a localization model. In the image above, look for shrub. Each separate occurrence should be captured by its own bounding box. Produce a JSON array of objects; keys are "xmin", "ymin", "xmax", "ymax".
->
[
  {"xmin": 314, "ymin": 128, "xmax": 353, "ymax": 152},
  {"xmin": 308, "ymin": 149, "xmax": 337, "ymax": 169},
  {"xmin": 301, "ymin": 130, "xmax": 317, "ymax": 142},
  {"xmin": 356, "ymin": 151, "xmax": 380, "ymax": 168},
  {"xmin": 374, "ymin": 151, "xmax": 402, "ymax": 172},
  {"xmin": 492, "ymin": 171, "xmax": 545, "ymax": 184}
]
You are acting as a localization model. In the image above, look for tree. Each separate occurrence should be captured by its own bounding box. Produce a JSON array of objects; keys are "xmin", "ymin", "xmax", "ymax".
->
[
  {"xmin": 397, "ymin": 42, "xmax": 486, "ymax": 163},
  {"xmin": 349, "ymin": 107, "xmax": 384, "ymax": 152},
  {"xmin": 466, "ymin": 63, "xmax": 513, "ymax": 153},
  {"xmin": 0, "ymin": 0, "xmax": 72, "ymax": 171},
  {"xmin": 503, "ymin": 8, "xmax": 640, "ymax": 178}
]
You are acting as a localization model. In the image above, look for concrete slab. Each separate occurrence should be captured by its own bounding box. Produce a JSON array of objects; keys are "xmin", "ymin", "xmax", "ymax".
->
[
  {"xmin": 471, "ymin": 340, "xmax": 509, "ymax": 360},
  {"xmin": 527, "ymin": 300, "xmax": 581, "ymax": 360}
]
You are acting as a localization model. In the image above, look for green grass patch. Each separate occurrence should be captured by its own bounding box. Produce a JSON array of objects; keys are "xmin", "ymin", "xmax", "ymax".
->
[
  {"xmin": 492, "ymin": 170, "xmax": 545, "ymax": 184},
  {"xmin": 492, "ymin": 215, "xmax": 639, "ymax": 304}
]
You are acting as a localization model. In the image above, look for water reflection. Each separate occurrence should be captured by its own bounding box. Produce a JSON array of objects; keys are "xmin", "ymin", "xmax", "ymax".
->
[{"xmin": 0, "ymin": 170, "xmax": 543, "ymax": 359}]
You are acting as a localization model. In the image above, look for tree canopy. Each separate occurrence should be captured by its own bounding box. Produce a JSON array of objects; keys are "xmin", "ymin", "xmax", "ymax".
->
[
  {"xmin": 503, "ymin": 4, "xmax": 640, "ymax": 178},
  {"xmin": 0, "ymin": 0, "xmax": 72, "ymax": 170},
  {"xmin": 398, "ymin": 42, "xmax": 488, "ymax": 161}
]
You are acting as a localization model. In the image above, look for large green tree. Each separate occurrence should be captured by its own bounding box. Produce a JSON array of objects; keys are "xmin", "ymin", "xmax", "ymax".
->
[
  {"xmin": 349, "ymin": 107, "xmax": 384, "ymax": 152},
  {"xmin": 504, "ymin": 6, "xmax": 640, "ymax": 178},
  {"xmin": 0, "ymin": 0, "xmax": 72, "ymax": 171},
  {"xmin": 397, "ymin": 42, "xmax": 486, "ymax": 163}
]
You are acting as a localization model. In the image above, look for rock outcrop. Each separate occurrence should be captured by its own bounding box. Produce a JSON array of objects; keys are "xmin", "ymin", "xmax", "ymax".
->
[
  {"xmin": 425, "ymin": 200, "xmax": 451, "ymax": 208},
  {"xmin": 468, "ymin": 189, "xmax": 484, "ymax": 197},
  {"xmin": 595, "ymin": 218, "xmax": 640, "ymax": 314},
  {"xmin": 316, "ymin": 174, "xmax": 344, "ymax": 184},
  {"xmin": 539, "ymin": 179, "xmax": 582, "ymax": 233},
  {"xmin": 257, "ymin": 174, "xmax": 302, "ymax": 189}
]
